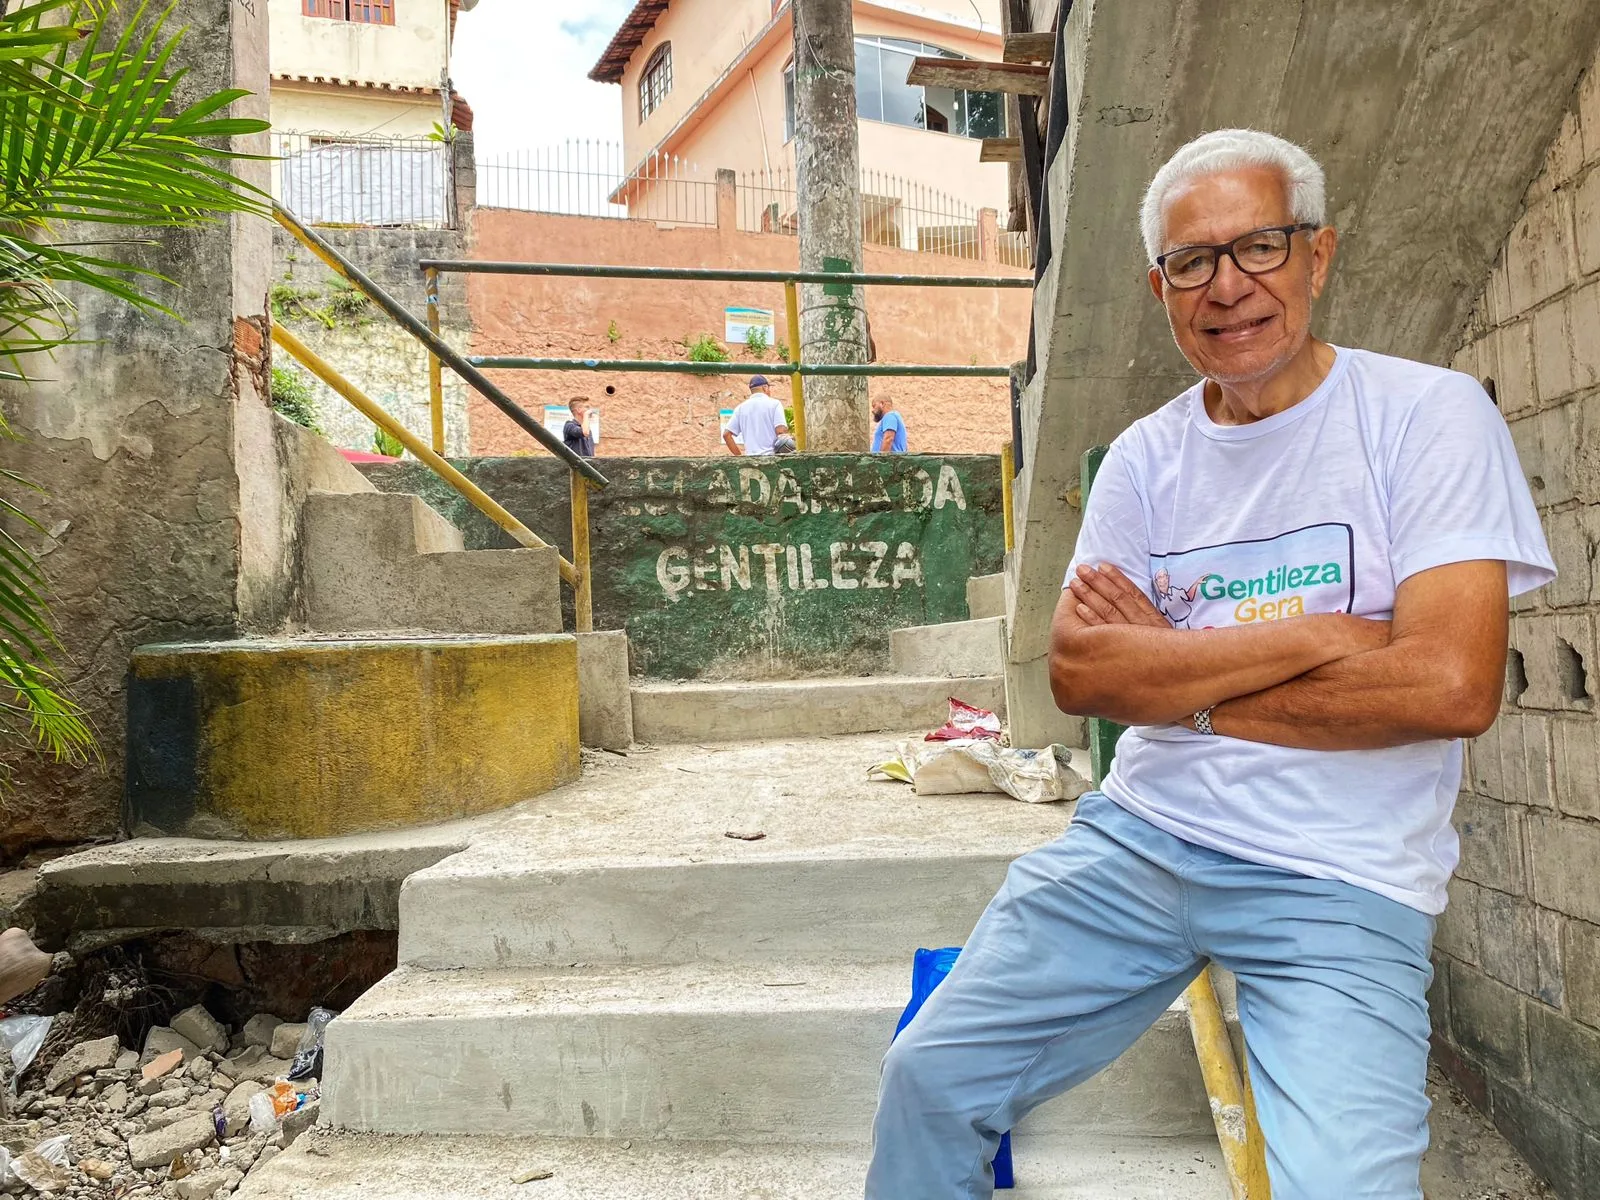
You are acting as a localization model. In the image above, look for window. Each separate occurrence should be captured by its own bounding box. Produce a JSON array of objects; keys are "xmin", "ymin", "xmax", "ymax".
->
[
  {"xmin": 639, "ymin": 43, "xmax": 673, "ymax": 123},
  {"xmin": 786, "ymin": 36, "xmax": 1005, "ymax": 141},
  {"xmin": 303, "ymin": 0, "xmax": 395, "ymax": 23}
]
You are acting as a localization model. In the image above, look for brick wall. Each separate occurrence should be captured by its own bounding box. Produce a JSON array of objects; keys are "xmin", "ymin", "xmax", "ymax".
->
[{"xmin": 1439, "ymin": 60, "xmax": 1600, "ymax": 1199}]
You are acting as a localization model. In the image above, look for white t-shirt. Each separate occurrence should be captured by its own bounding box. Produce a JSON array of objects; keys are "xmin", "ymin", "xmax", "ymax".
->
[
  {"xmin": 1066, "ymin": 347, "xmax": 1554, "ymax": 914},
  {"xmin": 727, "ymin": 394, "xmax": 788, "ymax": 455}
]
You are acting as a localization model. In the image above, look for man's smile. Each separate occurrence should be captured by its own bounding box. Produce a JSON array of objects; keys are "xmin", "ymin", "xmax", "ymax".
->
[{"xmin": 1201, "ymin": 313, "xmax": 1276, "ymax": 341}]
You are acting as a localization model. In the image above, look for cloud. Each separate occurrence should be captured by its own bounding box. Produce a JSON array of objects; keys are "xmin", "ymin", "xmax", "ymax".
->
[{"xmin": 558, "ymin": 15, "xmax": 618, "ymax": 43}]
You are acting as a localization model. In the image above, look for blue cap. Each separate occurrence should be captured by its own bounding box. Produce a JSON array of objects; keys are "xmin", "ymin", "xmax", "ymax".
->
[{"xmin": 749, "ymin": 375, "xmax": 770, "ymax": 390}]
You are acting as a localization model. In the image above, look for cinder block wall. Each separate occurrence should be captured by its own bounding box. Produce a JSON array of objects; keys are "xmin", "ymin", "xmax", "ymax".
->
[{"xmin": 1439, "ymin": 61, "xmax": 1600, "ymax": 1198}]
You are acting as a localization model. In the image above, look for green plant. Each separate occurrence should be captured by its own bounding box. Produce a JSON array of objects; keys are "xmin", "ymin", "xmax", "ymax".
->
[
  {"xmin": 684, "ymin": 334, "xmax": 729, "ymax": 363},
  {"xmin": 269, "ymin": 282, "xmax": 331, "ymax": 329},
  {"xmin": 744, "ymin": 326, "xmax": 769, "ymax": 358},
  {"xmin": 269, "ymin": 367, "xmax": 321, "ymax": 433},
  {"xmin": 372, "ymin": 426, "xmax": 405, "ymax": 458},
  {"xmin": 326, "ymin": 279, "xmax": 370, "ymax": 322},
  {"xmin": 775, "ymin": 339, "xmax": 791, "ymax": 364},
  {"xmin": 0, "ymin": 0, "xmax": 269, "ymax": 778},
  {"xmin": 606, "ymin": 320, "xmax": 621, "ymax": 344}
]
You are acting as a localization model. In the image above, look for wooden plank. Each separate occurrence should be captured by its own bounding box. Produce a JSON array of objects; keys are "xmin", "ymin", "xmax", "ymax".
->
[
  {"xmin": 905, "ymin": 57, "xmax": 1050, "ymax": 98},
  {"xmin": 980, "ymin": 138, "xmax": 1023, "ymax": 164},
  {"xmin": 1003, "ymin": 32, "xmax": 1055, "ymax": 64}
]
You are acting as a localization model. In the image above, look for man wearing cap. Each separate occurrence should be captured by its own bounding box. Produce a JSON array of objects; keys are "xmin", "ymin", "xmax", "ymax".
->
[{"xmin": 723, "ymin": 376, "xmax": 790, "ymax": 456}]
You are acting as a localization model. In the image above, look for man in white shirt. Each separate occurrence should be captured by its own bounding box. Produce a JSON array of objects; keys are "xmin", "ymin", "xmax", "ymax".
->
[
  {"xmin": 722, "ymin": 376, "xmax": 789, "ymax": 456},
  {"xmin": 868, "ymin": 129, "xmax": 1554, "ymax": 1199}
]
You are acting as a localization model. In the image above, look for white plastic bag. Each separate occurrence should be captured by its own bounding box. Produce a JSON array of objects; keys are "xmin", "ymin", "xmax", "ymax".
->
[
  {"xmin": 13, "ymin": 1134, "xmax": 71, "ymax": 1193},
  {"xmin": 873, "ymin": 739, "xmax": 1092, "ymax": 804},
  {"xmin": 0, "ymin": 1014, "xmax": 53, "ymax": 1093},
  {"xmin": 248, "ymin": 1090, "xmax": 278, "ymax": 1134}
]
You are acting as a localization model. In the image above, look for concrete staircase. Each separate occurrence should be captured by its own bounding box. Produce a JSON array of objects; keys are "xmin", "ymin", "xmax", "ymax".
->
[
  {"xmin": 302, "ymin": 488, "xmax": 562, "ymax": 635},
  {"xmin": 238, "ymin": 657, "xmax": 1229, "ymax": 1197},
  {"xmin": 631, "ymin": 612, "xmax": 1010, "ymax": 744}
]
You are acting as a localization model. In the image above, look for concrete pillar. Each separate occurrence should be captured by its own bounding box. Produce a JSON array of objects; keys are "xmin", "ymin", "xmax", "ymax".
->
[
  {"xmin": 0, "ymin": 0, "xmax": 283, "ymax": 856},
  {"xmin": 978, "ymin": 207, "xmax": 1000, "ymax": 263},
  {"xmin": 715, "ymin": 168, "xmax": 738, "ymax": 234},
  {"xmin": 451, "ymin": 131, "xmax": 477, "ymax": 230}
]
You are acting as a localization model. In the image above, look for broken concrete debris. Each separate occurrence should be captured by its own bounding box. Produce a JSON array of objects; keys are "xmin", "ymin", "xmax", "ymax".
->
[{"xmin": 1, "ymin": 1002, "xmax": 325, "ymax": 1197}]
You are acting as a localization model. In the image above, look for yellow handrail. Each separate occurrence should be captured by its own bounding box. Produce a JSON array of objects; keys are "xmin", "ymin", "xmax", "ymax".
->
[
  {"xmin": 1000, "ymin": 442, "xmax": 1016, "ymax": 552},
  {"xmin": 272, "ymin": 323, "xmax": 578, "ymax": 587},
  {"xmin": 1186, "ymin": 966, "xmax": 1272, "ymax": 1199}
]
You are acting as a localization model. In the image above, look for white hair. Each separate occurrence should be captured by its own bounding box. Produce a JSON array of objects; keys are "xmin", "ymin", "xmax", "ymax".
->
[{"xmin": 1139, "ymin": 129, "xmax": 1327, "ymax": 263}]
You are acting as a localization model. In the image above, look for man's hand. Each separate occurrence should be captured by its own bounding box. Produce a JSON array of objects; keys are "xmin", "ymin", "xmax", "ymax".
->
[{"xmin": 1068, "ymin": 564, "xmax": 1169, "ymax": 628}]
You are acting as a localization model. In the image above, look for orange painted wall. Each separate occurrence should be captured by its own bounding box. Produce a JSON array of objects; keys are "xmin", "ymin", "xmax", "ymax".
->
[{"xmin": 463, "ymin": 206, "xmax": 1030, "ymax": 459}]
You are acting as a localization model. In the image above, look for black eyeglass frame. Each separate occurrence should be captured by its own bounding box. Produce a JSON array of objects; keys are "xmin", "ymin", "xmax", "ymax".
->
[{"xmin": 1155, "ymin": 223, "xmax": 1320, "ymax": 290}]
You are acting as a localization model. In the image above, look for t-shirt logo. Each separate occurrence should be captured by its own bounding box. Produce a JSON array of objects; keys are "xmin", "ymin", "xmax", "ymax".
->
[{"xmin": 1149, "ymin": 522, "xmax": 1355, "ymax": 629}]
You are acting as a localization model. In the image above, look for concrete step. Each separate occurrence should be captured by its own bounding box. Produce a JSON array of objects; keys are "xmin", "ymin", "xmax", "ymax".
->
[
  {"xmin": 968, "ymin": 571, "xmax": 1008, "ymax": 619},
  {"xmin": 303, "ymin": 490, "xmax": 563, "ymax": 635},
  {"xmin": 891, "ymin": 615, "xmax": 1006, "ymax": 677},
  {"xmin": 631, "ymin": 675, "xmax": 1005, "ymax": 742},
  {"xmin": 396, "ymin": 735, "xmax": 1069, "ymax": 971},
  {"xmin": 240, "ymin": 1128, "xmax": 1229, "ymax": 1199},
  {"xmin": 321, "ymin": 960, "xmax": 1214, "ymax": 1143}
]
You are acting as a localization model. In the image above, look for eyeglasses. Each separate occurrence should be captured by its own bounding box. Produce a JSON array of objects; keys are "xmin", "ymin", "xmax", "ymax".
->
[{"xmin": 1155, "ymin": 223, "xmax": 1319, "ymax": 290}]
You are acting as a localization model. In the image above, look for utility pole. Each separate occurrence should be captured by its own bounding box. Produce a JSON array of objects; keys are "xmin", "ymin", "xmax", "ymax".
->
[{"xmin": 792, "ymin": 0, "xmax": 870, "ymax": 451}]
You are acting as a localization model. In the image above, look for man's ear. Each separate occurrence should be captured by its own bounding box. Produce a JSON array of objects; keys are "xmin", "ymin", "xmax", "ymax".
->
[
  {"xmin": 1309, "ymin": 226, "xmax": 1338, "ymax": 300},
  {"xmin": 1148, "ymin": 265, "xmax": 1165, "ymax": 303}
]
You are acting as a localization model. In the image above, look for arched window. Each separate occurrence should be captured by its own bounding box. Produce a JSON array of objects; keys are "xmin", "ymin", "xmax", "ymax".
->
[{"xmin": 639, "ymin": 43, "xmax": 673, "ymax": 123}]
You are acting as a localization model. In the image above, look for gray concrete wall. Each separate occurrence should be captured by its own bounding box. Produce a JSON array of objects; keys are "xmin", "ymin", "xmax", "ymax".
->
[
  {"xmin": 1007, "ymin": 0, "xmax": 1600, "ymax": 748},
  {"xmin": 1431, "ymin": 57, "xmax": 1600, "ymax": 1200},
  {"xmin": 0, "ymin": 0, "xmax": 281, "ymax": 859},
  {"xmin": 269, "ymin": 198, "xmax": 473, "ymax": 456}
]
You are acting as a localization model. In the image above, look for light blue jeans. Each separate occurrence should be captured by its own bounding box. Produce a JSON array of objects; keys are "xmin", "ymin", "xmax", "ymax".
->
[{"xmin": 867, "ymin": 791, "xmax": 1435, "ymax": 1200}]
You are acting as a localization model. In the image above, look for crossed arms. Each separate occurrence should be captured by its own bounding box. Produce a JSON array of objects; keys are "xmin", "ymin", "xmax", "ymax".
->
[{"xmin": 1048, "ymin": 560, "xmax": 1509, "ymax": 750}]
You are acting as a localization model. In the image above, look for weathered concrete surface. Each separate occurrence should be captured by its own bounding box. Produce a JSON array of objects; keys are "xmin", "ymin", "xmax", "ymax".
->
[
  {"xmin": 0, "ymin": 0, "xmax": 276, "ymax": 859},
  {"xmin": 967, "ymin": 571, "xmax": 1007, "ymax": 620},
  {"xmin": 323, "ymin": 961, "xmax": 1212, "ymax": 1142},
  {"xmin": 270, "ymin": 225, "xmax": 474, "ymax": 457},
  {"xmin": 363, "ymin": 455, "xmax": 1003, "ymax": 678},
  {"xmin": 397, "ymin": 735, "xmax": 1070, "ymax": 971},
  {"xmin": 1007, "ymin": 655, "xmax": 1088, "ymax": 751},
  {"xmin": 890, "ymin": 616, "xmax": 1006, "ymax": 678},
  {"xmin": 1008, "ymin": 0, "xmax": 1600, "ymax": 670},
  {"xmin": 125, "ymin": 636, "xmax": 579, "ymax": 839},
  {"xmin": 29, "ymin": 818, "xmax": 488, "ymax": 950},
  {"xmin": 575, "ymin": 631, "xmax": 632, "ymax": 750},
  {"xmin": 301, "ymin": 491, "xmax": 563, "ymax": 635},
  {"xmin": 630, "ymin": 675, "xmax": 1005, "ymax": 743},
  {"xmin": 240, "ymin": 1128, "xmax": 1229, "ymax": 1200}
]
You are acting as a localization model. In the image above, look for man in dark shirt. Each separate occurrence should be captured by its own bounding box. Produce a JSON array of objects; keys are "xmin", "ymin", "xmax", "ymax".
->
[{"xmin": 562, "ymin": 399, "xmax": 596, "ymax": 457}]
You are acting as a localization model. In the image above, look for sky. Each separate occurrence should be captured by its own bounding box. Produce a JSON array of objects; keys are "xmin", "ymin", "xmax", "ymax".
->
[{"xmin": 452, "ymin": 2, "xmax": 634, "ymax": 161}]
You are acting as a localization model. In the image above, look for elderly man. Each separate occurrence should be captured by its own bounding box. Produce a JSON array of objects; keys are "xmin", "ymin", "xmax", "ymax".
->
[{"xmin": 867, "ymin": 129, "xmax": 1553, "ymax": 1199}]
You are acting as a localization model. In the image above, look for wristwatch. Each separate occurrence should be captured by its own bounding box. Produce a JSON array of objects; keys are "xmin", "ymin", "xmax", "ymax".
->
[{"xmin": 1193, "ymin": 707, "xmax": 1216, "ymax": 735}]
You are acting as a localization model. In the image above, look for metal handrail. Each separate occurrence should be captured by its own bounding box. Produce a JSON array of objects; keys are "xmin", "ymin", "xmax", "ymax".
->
[
  {"xmin": 270, "ymin": 203, "xmax": 603, "ymax": 631},
  {"xmin": 273, "ymin": 206, "xmax": 609, "ymax": 490},
  {"xmin": 418, "ymin": 259, "xmax": 1034, "ymax": 288},
  {"xmin": 272, "ymin": 324, "xmax": 578, "ymax": 585},
  {"xmin": 417, "ymin": 257, "xmax": 1031, "ymax": 451}
]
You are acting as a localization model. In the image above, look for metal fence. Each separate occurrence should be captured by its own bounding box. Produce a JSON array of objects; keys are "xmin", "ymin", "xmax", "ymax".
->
[
  {"xmin": 740, "ymin": 165, "xmax": 1033, "ymax": 268},
  {"xmin": 271, "ymin": 132, "xmax": 451, "ymax": 229},
  {"xmin": 477, "ymin": 140, "xmax": 717, "ymax": 226},
  {"xmin": 476, "ymin": 139, "xmax": 1030, "ymax": 267}
]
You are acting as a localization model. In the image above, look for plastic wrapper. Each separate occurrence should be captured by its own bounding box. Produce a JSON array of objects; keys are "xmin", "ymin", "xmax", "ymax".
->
[
  {"xmin": 8, "ymin": 1134, "xmax": 70, "ymax": 1192},
  {"xmin": 247, "ymin": 1090, "xmax": 278, "ymax": 1134},
  {"xmin": 871, "ymin": 740, "xmax": 1092, "ymax": 804},
  {"xmin": 924, "ymin": 697, "xmax": 1003, "ymax": 742},
  {"xmin": 287, "ymin": 1007, "xmax": 335, "ymax": 1081}
]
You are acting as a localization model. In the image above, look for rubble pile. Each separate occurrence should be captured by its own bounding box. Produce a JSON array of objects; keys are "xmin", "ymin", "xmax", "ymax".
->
[{"xmin": 1, "ymin": 1005, "xmax": 325, "ymax": 1198}]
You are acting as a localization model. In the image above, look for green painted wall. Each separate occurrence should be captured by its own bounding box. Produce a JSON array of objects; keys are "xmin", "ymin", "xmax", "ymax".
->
[{"xmin": 363, "ymin": 454, "xmax": 1005, "ymax": 680}]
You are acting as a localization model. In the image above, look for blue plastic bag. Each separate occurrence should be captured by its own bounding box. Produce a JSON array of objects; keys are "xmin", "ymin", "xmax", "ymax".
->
[{"xmin": 893, "ymin": 947, "xmax": 1014, "ymax": 1189}]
